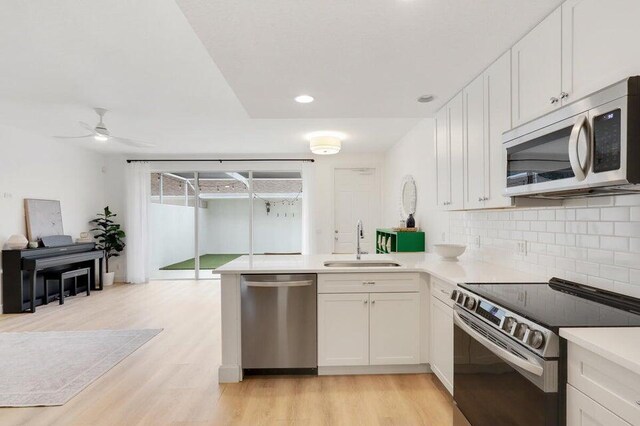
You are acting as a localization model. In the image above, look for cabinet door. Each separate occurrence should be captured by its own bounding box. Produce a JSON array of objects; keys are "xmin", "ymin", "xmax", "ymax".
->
[
  {"xmin": 484, "ymin": 50, "xmax": 513, "ymax": 208},
  {"xmin": 435, "ymin": 106, "xmax": 450, "ymax": 208},
  {"xmin": 562, "ymin": 0, "xmax": 640, "ymax": 105},
  {"xmin": 318, "ymin": 293, "xmax": 369, "ymax": 366},
  {"xmin": 464, "ymin": 74, "xmax": 486, "ymax": 210},
  {"xmin": 430, "ymin": 295, "xmax": 453, "ymax": 394},
  {"xmin": 567, "ymin": 384, "xmax": 631, "ymax": 426},
  {"xmin": 369, "ymin": 292, "xmax": 420, "ymax": 365},
  {"xmin": 512, "ymin": 8, "xmax": 562, "ymax": 126},
  {"xmin": 448, "ymin": 92, "xmax": 465, "ymax": 210}
]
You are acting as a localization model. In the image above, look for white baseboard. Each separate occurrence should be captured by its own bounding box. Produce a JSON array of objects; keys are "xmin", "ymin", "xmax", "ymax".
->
[
  {"xmin": 218, "ymin": 364, "xmax": 242, "ymax": 383},
  {"xmin": 318, "ymin": 364, "xmax": 431, "ymax": 376}
]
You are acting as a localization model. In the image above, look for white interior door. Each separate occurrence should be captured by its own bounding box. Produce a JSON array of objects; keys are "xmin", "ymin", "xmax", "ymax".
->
[{"xmin": 334, "ymin": 168, "xmax": 377, "ymax": 254}]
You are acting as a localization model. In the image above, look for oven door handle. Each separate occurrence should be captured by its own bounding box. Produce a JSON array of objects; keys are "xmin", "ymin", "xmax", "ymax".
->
[
  {"xmin": 568, "ymin": 114, "xmax": 590, "ymax": 182},
  {"xmin": 453, "ymin": 310, "xmax": 544, "ymax": 377}
]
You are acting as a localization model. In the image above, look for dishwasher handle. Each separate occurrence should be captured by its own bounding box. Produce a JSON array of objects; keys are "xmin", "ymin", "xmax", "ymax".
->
[{"xmin": 244, "ymin": 280, "xmax": 314, "ymax": 288}]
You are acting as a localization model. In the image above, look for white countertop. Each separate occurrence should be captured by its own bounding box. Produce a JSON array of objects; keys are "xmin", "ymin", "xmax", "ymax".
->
[
  {"xmin": 560, "ymin": 327, "xmax": 640, "ymax": 376},
  {"xmin": 216, "ymin": 253, "xmax": 547, "ymax": 285}
]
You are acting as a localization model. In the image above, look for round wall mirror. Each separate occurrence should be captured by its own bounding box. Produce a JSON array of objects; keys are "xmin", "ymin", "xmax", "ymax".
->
[{"xmin": 401, "ymin": 175, "xmax": 417, "ymax": 219}]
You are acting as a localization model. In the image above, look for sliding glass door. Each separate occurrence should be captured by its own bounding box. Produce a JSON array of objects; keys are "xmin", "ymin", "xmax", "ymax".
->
[
  {"xmin": 148, "ymin": 168, "xmax": 303, "ymax": 280},
  {"xmin": 149, "ymin": 172, "xmax": 196, "ymax": 279}
]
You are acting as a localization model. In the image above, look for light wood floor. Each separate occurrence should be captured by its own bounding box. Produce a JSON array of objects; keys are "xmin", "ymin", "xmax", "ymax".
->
[{"xmin": 0, "ymin": 280, "xmax": 454, "ymax": 425}]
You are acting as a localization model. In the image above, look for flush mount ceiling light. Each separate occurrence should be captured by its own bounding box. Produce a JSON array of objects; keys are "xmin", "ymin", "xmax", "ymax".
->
[
  {"xmin": 295, "ymin": 94, "xmax": 314, "ymax": 104},
  {"xmin": 309, "ymin": 136, "xmax": 341, "ymax": 155},
  {"xmin": 417, "ymin": 94, "xmax": 435, "ymax": 103}
]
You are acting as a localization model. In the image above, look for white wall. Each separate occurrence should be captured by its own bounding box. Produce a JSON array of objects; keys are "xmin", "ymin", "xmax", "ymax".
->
[
  {"xmin": 149, "ymin": 203, "xmax": 197, "ymax": 271},
  {"xmin": 0, "ymin": 124, "xmax": 107, "ymax": 308},
  {"xmin": 384, "ymin": 120, "xmax": 640, "ymax": 297},
  {"xmin": 383, "ymin": 119, "xmax": 450, "ymax": 251}
]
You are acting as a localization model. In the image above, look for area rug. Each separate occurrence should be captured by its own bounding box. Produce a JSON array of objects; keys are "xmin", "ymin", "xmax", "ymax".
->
[{"xmin": 0, "ymin": 328, "xmax": 162, "ymax": 407}]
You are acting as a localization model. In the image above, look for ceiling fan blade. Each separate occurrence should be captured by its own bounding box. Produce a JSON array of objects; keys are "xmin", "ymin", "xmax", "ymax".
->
[
  {"xmin": 54, "ymin": 134, "xmax": 94, "ymax": 139},
  {"xmin": 112, "ymin": 136, "xmax": 156, "ymax": 148},
  {"xmin": 78, "ymin": 121, "xmax": 96, "ymax": 133}
]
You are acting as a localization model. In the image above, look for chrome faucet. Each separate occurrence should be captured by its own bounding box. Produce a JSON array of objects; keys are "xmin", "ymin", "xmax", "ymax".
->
[{"xmin": 356, "ymin": 219, "xmax": 364, "ymax": 260}]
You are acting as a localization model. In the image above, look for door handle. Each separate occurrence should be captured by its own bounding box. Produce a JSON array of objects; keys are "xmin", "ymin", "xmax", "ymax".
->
[
  {"xmin": 568, "ymin": 115, "xmax": 590, "ymax": 182},
  {"xmin": 550, "ymin": 97, "xmax": 559, "ymax": 105},
  {"xmin": 245, "ymin": 280, "xmax": 313, "ymax": 288}
]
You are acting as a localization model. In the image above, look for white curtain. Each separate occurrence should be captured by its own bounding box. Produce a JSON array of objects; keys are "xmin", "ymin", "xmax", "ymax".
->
[
  {"xmin": 125, "ymin": 161, "xmax": 151, "ymax": 283},
  {"xmin": 301, "ymin": 161, "xmax": 317, "ymax": 255}
]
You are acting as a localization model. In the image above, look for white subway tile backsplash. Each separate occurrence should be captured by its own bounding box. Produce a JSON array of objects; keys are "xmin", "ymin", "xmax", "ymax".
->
[
  {"xmin": 576, "ymin": 208, "xmax": 600, "ymax": 221},
  {"xmin": 448, "ymin": 202, "xmax": 640, "ymax": 296},
  {"xmin": 600, "ymin": 264, "xmax": 629, "ymax": 283},
  {"xmin": 576, "ymin": 235, "xmax": 599, "ymax": 248},
  {"xmin": 600, "ymin": 236, "xmax": 629, "ymax": 251},
  {"xmin": 588, "ymin": 221, "xmax": 613, "ymax": 235},
  {"xmin": 615, "ymin": 222, "xmax": 640, "ymax": 237},
  {"xmin": 601, "ymin": 207, "xmax": 630, "ymax": 221}
]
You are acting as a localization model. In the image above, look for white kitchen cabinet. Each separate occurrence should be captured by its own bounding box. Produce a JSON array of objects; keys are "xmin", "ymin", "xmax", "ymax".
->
[
  {"xmin": 430, "ymin": 294, "xmax": 453, "ymax": 394},
  {"xmin": 562, "ymin": 0, "xmax": 640, "ymax": 105},
  {"xmin": 512, "ymin": 7, "xmax": 562, "ymax": 126},
  {"xmin": 435, "ymin": 105, "xmax": 450, "ymax": 208},
  {"xmin": 369, "ymin": 292, "xmax": 420, "ymax": 365},
  {"xmin": 567, "ymin": 384, "xmax": 631, "ymax": 426},
  {"xmin": 318, "ymin": 293, "xmax": 370, "ymax": 366},
  {"xmin": 435, "ymin": 92, "xmax": 464, "ymax": 210},
  {"xmin": 463, "ymin": 50, "xmax": 513, "ymax": 210},
  {"xmin": 484, "ymin": 50, "xmax": 513, "ymax": 208},
  {"xmin": 464, "ymin": 74, "xmax": 486, "ymax": 210}
]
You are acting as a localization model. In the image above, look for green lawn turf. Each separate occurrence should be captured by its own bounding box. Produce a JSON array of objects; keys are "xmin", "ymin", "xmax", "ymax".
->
[{"xmin": 160, "ymin": 254, "xmax": 244, "ymax": 270}]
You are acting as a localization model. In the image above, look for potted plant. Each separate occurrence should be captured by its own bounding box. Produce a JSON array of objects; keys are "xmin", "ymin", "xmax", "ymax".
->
[{"xmin": 90, "ymin": 206, "xmax": 125, "ymax": 286}]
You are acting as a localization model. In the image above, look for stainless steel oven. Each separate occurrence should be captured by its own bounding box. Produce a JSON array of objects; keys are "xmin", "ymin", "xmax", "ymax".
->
[
  {"xmin": 503, "ymin": 76, "xmax": 640, "ymax": 199},
  {"xmin": 451, "ymin": 290, "xmax": 559, "ymax": 426}
]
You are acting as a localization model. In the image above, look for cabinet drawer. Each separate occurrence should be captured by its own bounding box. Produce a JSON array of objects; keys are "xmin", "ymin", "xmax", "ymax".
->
[
  {"xmin": 430, "ymin": 277, "xmax": 455, "ymax": 306},
  {"xmin": 318, "ymin": 273, "xmax": 420, "ymax": 294},
  {"xmin": 567, "ymin": 384, "xmax": 630, "ymax": 426},
  {"xmin": 568, "ymin": 342, "xmax": 640, "ymax": 425}
]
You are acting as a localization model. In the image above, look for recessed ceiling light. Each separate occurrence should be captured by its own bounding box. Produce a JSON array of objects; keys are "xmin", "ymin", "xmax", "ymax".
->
[
  {"xmin": 295, "ymin": 95, "xmax": 314, "ymax": 104},
  {"xmin": 417, "ymin": 95, "xmax": 435, "ymax": 103}
]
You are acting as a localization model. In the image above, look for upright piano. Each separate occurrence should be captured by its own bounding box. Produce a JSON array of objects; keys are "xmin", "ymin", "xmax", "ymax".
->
[{"xmin": 2, "ymin": 243, "xmax": 104, "ymax": 313}]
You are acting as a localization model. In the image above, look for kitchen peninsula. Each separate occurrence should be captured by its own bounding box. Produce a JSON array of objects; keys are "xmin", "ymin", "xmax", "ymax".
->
[{"xmin": 216, "ymin": 252, "xmax": 546, "ymax": 385}]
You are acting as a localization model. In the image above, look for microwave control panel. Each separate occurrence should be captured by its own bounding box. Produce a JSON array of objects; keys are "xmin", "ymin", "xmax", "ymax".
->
[{"xmin": 593, "ymin": 108, "xmax": 621, "ymax": 173}]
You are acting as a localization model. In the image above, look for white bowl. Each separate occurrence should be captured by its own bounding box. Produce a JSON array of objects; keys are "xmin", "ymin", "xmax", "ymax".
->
[{"xmin": 433, "ymin": 244, "xmax": 466, "ymax": 261}]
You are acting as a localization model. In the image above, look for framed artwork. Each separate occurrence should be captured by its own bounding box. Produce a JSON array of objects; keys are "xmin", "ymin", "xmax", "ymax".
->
[{"xmin": 24, "ymin": 199, "xmax": 64, "ymax": 242}]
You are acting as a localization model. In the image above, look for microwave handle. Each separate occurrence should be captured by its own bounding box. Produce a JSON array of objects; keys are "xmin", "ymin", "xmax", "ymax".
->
[{"xmin": 568, "ymin": 115, "xmax": 590, "ymax": 182}]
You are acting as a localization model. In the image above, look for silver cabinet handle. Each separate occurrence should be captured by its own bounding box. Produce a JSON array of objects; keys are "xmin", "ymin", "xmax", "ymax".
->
[
  {"xmin": 560, "ymin": 91, "xmax": 569, "ymax": 100},
  {"xmin": 478, "ymin": 197, "xmax": 483, "ymax": 202},
  {"xmin": 362, "ymin": 281, "xmax": 376, "ymax": 285},
  {"xmin": 371, "ymin": 300, "xmax": 376, "ymax": 304},
  {"xmin": 364, "ymin": 299, "xmax": 368, "ymax": 304},
  {"xmin": 550, "ymin": 97, "xmax": 559, "ymax": 104},
  {"xmin": 440, "ymin": 288, "xmax": 450, "ymax": 295}
]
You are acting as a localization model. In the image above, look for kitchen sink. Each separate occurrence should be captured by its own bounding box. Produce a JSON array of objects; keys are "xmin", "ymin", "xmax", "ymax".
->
[{"xmin": 323, "ymin": 260, "xmax": 402, "ymax": 268}]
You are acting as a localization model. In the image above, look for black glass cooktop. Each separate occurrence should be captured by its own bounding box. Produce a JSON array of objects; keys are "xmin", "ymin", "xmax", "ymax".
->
[{"xmin": 459, "ymin": 278, "xmax": 640, "ymax": 332}]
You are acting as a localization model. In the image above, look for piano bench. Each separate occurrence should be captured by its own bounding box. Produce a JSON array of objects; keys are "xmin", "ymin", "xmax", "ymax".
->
[{"xmin": 44, "ymin": 267, "xmax": 91, "ymax": 305}]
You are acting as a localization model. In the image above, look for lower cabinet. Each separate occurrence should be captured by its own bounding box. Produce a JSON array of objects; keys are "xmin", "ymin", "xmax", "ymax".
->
[
  {"xmin": 318, "ymin": 292, "xmax": 420, "ymax": 367},
  {"xmin": 567, "ymin": 384, "xmax": 630, "ymax": 426},
  {"xmin": 430, "ymin": 294, "xmax": 454, "ymax": 393}
]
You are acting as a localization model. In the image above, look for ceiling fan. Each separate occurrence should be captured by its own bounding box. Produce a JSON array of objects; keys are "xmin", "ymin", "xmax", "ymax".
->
[{"xmin": 55, "ymin": 108, "xmax": 156, "ymax": 148}]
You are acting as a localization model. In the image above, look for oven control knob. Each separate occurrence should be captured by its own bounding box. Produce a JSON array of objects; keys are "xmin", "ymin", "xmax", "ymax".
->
[
  {"xmin": 502, "ymin": 317, "xmax": 517, "ymax": 333},
  {"xmin": 450, "ymin": 290, "xmax": 458, "ymax": 301},
  {"xmin": 514, "ymin": 323, "xmax": 529, "ymax": 341},
  {"xmin": 529, "ymin": 330, "xmax": 545, "ymax": 349},
  {"xmin": 464, "ymin": 297, "xmax": 476, "ymax": 310},
  {"xmin": 456, "ymin": 293, "xmax": 465, "ymax": 305}
]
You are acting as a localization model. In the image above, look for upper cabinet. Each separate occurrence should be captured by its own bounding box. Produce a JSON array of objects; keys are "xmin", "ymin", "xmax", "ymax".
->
[
  {"xmin": 562, "ymin": 0, "xmax": 640, "ymax": 104},
  {"xmin": 512, "ymin": 8, "xmax": 562, "ymax": 127},
  {"xmin": 435, "ymin": 92, "xmax": 464, "ymax": 210},
  {"xmin": 463, "ymin": 50, "xmax": 513, "ymax": 210}
]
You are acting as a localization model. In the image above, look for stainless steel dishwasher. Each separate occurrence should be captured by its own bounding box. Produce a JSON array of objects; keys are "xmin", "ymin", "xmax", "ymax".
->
[{"xmin": 241, "ymin": 274, "xmax": 317, "ymax": 374}]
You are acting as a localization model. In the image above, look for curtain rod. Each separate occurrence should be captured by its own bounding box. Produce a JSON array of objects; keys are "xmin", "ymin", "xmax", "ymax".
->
[{"xmin": 126, "ymin": 158, "xmax": 315, "ymax": 163}]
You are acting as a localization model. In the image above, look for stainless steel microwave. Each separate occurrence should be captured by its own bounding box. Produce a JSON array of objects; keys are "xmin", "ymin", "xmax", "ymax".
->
[{"xmin": 503, "ymin": 77, "xmax": 640, "ymax": 199}]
